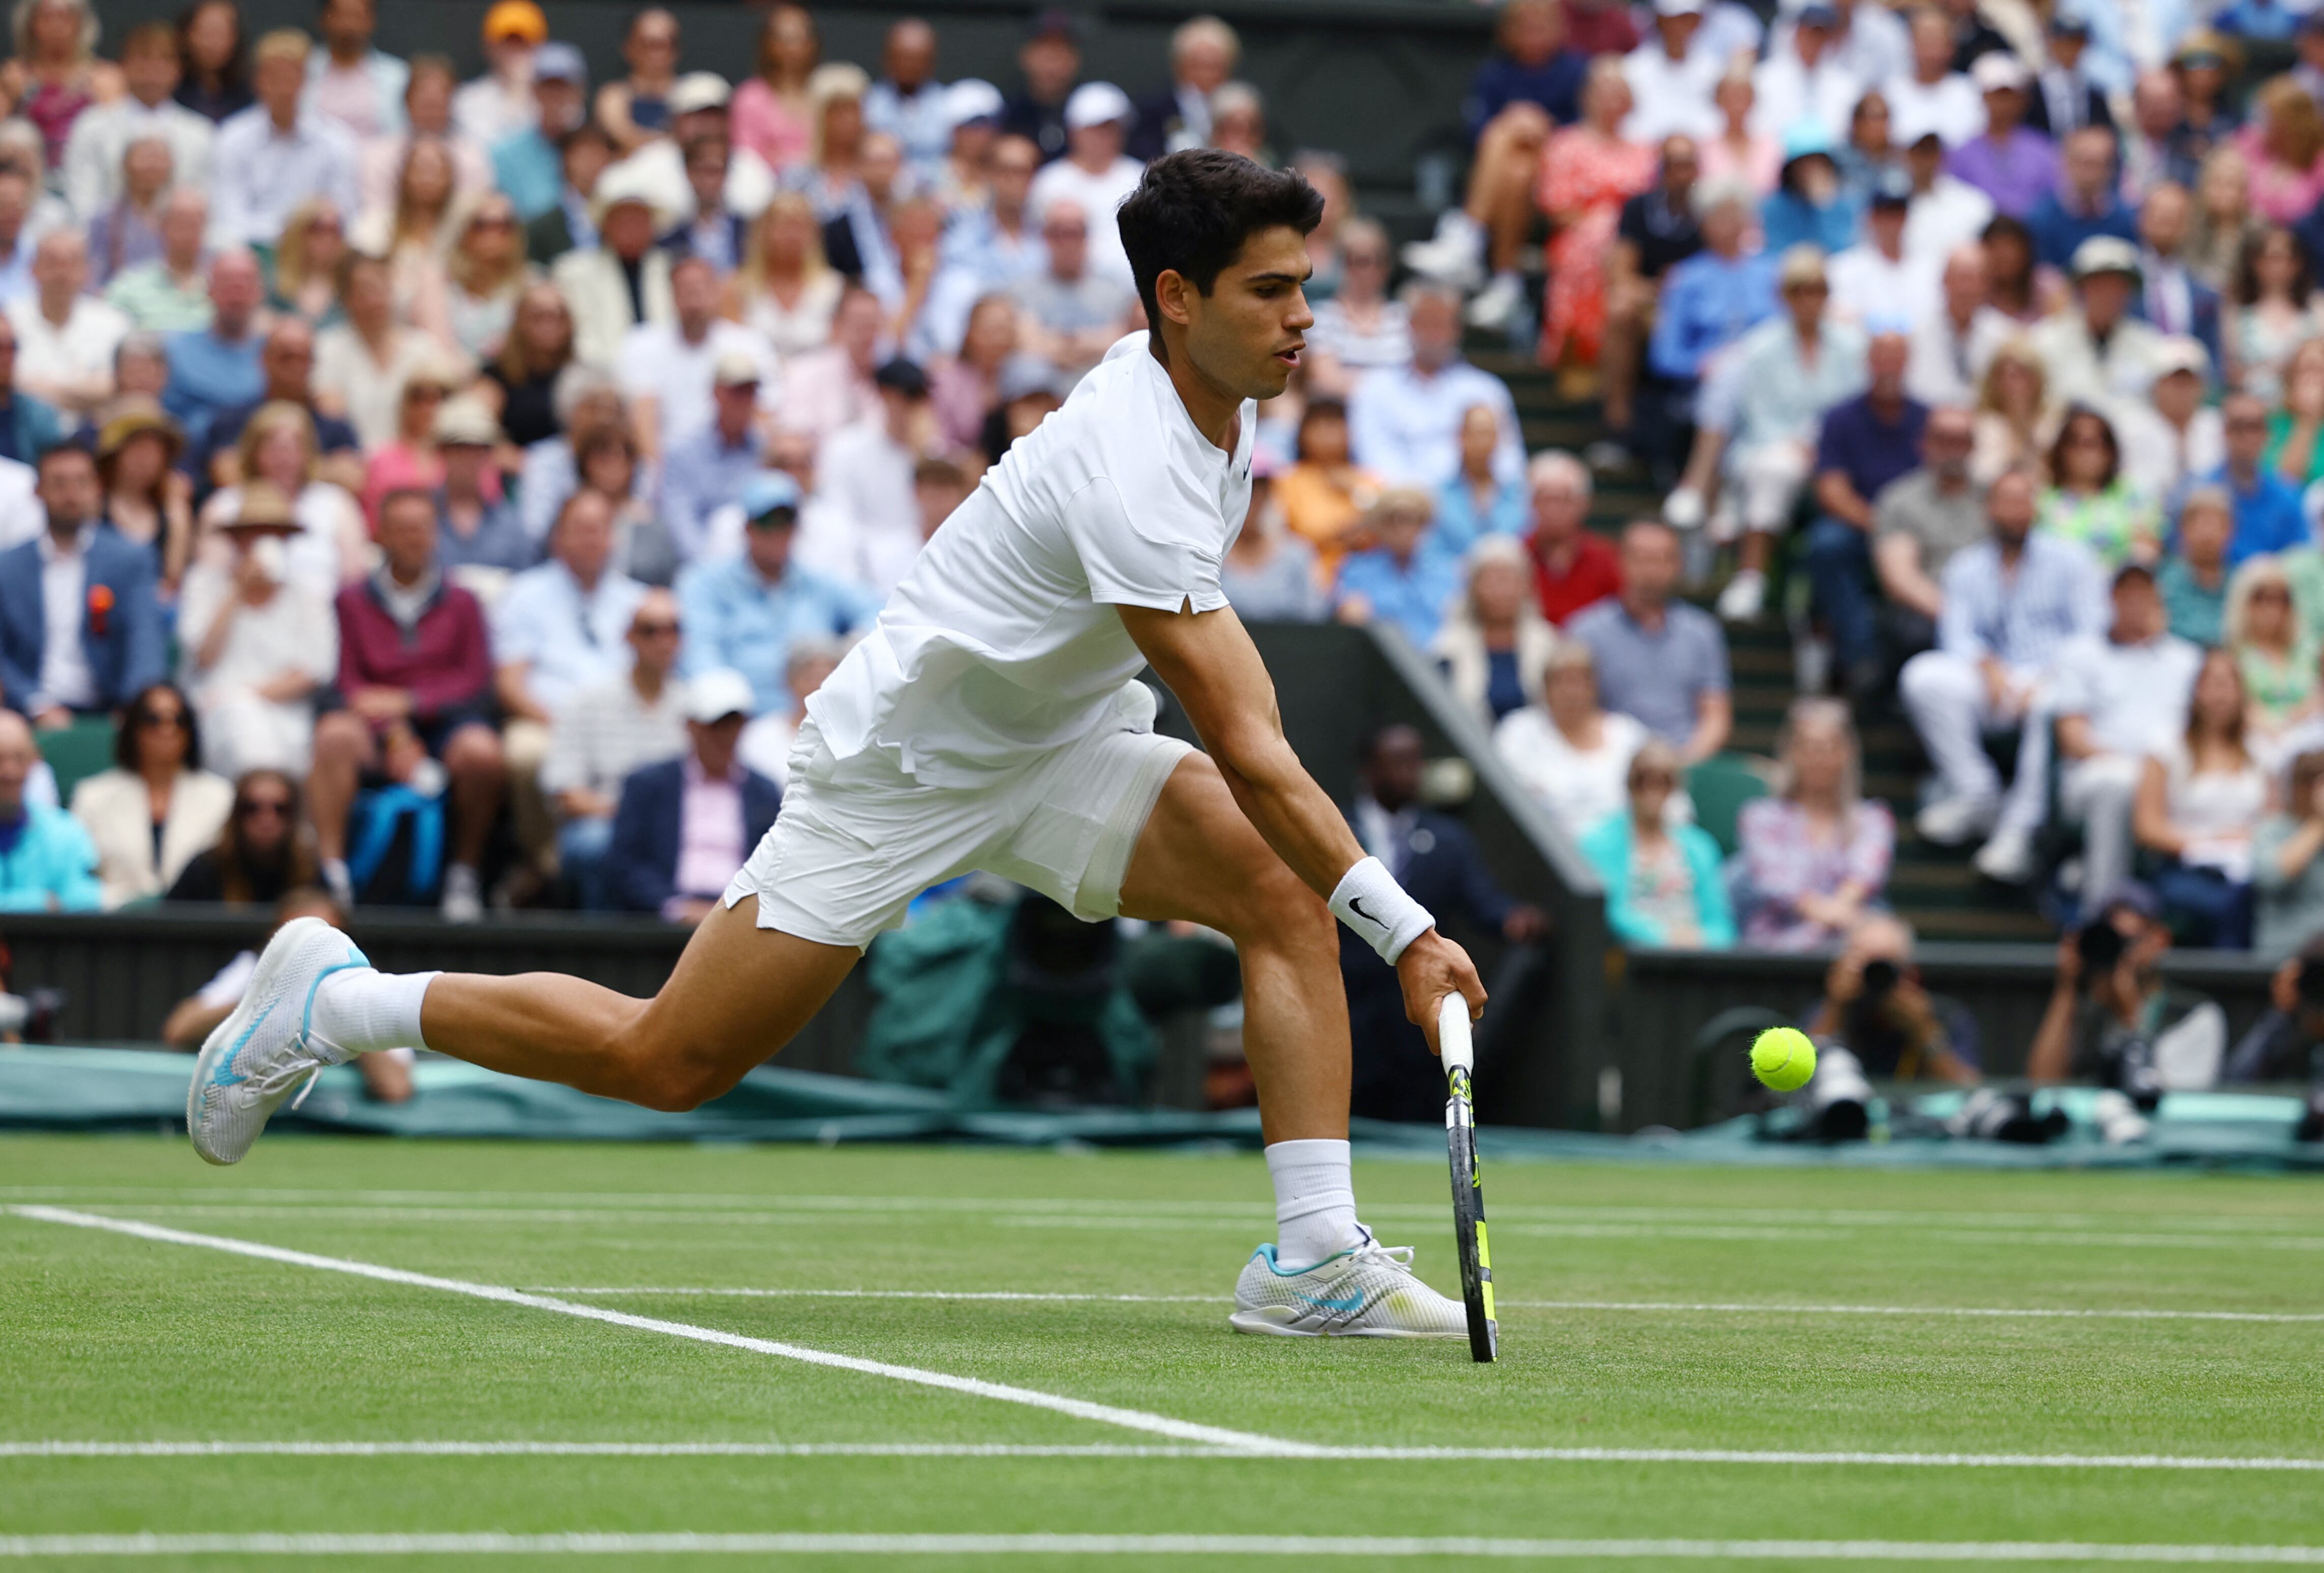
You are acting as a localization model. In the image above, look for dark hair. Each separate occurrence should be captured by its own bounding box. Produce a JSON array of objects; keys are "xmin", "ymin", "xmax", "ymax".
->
[
  {"xmin": 558, "ymin": 121, "xmax": 616, "ymax": 157},
  {"xmin": 1115, "ymin": 150, "xmax": 1323, "ymax": 350},
  {"xmin": 1981, "ymin": 213, "xmax": 2036, "ymax": 298},
  {"xmin": 2234, "ymin": 224, "xmax": 2313, "ymax": 308},
  {"xmin": 115, "ymin": 681, "xmax": 201, "ymax": 772},
  {"xmin": 376, "ymin": 485, "xmax": 435, "ymax": 522},
  {"xmin": 2047, "ymin": 403, "xmax": 2122, "ymax": 491},
  {"xmin": 219, "ymin": 767, "xmax": 317, "ymax": 906},
  {"xmin": 36, "ymin": 433, "xmax": 97, "ymax": 474},
  {"xmin": 1295, "ymin": 396, "xmax": 1348, "ymax": 460},
  {"xmin": 175, "ymin": 0, "xmax": 246, "ymax": 92}
]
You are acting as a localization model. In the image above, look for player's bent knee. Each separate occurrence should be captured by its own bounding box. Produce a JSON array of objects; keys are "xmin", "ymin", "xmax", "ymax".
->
[{"xmin": 1229, "ymin": 860, "xmax": 1334, "ymax": 954}]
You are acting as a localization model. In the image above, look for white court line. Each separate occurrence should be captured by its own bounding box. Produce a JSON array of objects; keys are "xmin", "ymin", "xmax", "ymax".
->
[
  {"xmin": 8, "ymin": 1440, "xmax": 2323, "ymax": 1471},
  {"xmin": 4, "ymin": 1206, "xmax": 1307, "ymax": 1457},
  {"xmin": 5, "ymin": 1534, "xmax": 2324, "ymax": 1561},
  {"xmin": 529, "ymin": 1286, "xmax": 2324, "ymax": 1324},
  {"xmin": 66, "ymin": 1203, "xmax": 2324, "ymax": 1252}
]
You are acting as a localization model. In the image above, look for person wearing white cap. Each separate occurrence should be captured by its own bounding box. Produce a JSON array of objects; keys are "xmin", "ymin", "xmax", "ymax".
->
[
  {"xmin": 548, "ymin": 160, "xmax": 677, "ymax": 367},
  {"xmin": 602, "ymin": 665, "xmax": 783, "ymax": 922},
  {"xmin": 615, "ymin": 254, "xmax": 775, "ymax": 462},
  {"xmin": 661, "ymin": 350, "xmax": 775, "ymax": 561},
  {"xmin": 1621, "ymin": 0, "xmax": 1723, "ymax": 146},
  {"xmin": 933, "ymin": 78, "xmax": 1005, "ymax": 211},
  {"xmin": 864, "ymin": 18, "xmax": 952, "ymax": 180},
  {"xmin": 1027, "ymin": 81, "xmax": 1144, "ymax": 290},
  {"xmin": 2028, "ymin": 235, "xmax": 2165, "ymax": 408},
  {"xmin": 1749, "ymin": 4, "xmax": 1864, "ymax": 145},
  {"xmin": 2114, "ymin": 334, "xmax": 2224, "ymax": 503},
  {"xmin": 1879, "ymin": 9, "xmax": 1982, "ymax": 151}
]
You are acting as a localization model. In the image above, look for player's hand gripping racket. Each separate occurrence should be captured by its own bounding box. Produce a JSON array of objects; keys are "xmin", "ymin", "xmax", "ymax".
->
[{"xmin": 1438, "ymin": 994, "xmax": 1497, "ymax": 1363}]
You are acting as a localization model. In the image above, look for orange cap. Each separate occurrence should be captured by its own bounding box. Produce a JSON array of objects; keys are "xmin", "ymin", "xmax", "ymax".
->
[{"xmin": 483, "ymin": 0, "xmax": 548, "ymax": 44}]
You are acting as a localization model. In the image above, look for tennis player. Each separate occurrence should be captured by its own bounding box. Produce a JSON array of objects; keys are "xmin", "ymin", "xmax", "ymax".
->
[{"xmin": 190, "ymin": 150, "xmax": 1489, "ymax": 1339}]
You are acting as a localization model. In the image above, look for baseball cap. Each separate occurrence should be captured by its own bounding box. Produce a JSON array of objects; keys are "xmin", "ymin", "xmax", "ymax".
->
[
  {"xmin": 740, "ymin": 470, "xmax": 802, "ymax": 522},
  {"xmin": 670, "ymin": 71, "xmax": 731, "ymax": 117},
  {"xmin": 431, "ymin": 396, "xmax": 501, "ymax": 447},
  {"xmin": 2048, "ymin": 10, "xmax": 2092, "ymax": 37},
  {"xmin": 1868, "ymin": 167, "xmax": 1914, "ymax": 207},
  {"xmin": 1026, "ymin": 8, "xmax": 1083, "ymax": 43},
  {"xmin": 1796, "ymin": 2, "xmax": 1840, "ymax": 26},
  {"xmin": 483, "ymin": 0, "xmax": 548, "ymax": 45},
  {"xmin": 873, "ymin": 357, "xmax": 930, "ymax": 397},
  {"xmin": 533, "ymin": 41, "xmax": 586, "ymax": 86},
  {"xmin": 2070, "ymin": 234, "xmax": 2141, "ymax": 281},
  {"xmin": 1654, "ymin": 0, "xmax": 1705, "ymax": 16},
  {"xmin": 1972, "ymin": 52, "xmax": 2032, "ymax": 93},
  {"xmin": 684, "ymin": 667, "xmax": 756, "ymax": 725},
  {"xmin": 1064, "ymin": 81, "xmax": 1134, "ymax": 131},
  {"xmin": 2153, "ymin": 334, "xmax": 2212, "ymax": 379},
  {"xmin": 1779, "ymin": 120, "xmax": 1837, "ymax": 164},
  {"xmin": 713, "ymin": 349, "xmax": 763, "ymax": 389},
  {"xmin": 945, "ymin": 78, "xmax": 1005, "ymax": 132}
]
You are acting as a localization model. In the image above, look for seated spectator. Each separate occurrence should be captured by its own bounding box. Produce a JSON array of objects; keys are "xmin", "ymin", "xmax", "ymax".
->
[
  {"xmin": 1597, "ymin": 134, "xmax": 1703, "ymax": 463},
  {"xmin": 104, "ymin": 189, "xmax": 214, "ymax": 334},
  {"xmin": 158, "ymin": 886, "xmax": 410, "ymax": 1100},
  {"xmin": 676, "ymin": 472, "xmax": 878, "ymax": 719},
  {"xmin": 1341, "ymin": 721, "xmax": 1544, "ymax": 1119},
  {"xmin": 2237, "ymin": 77, "xmax": 2324, "ymax": 226},
  {"xmin": 542, "ymin": 586, "xmax": 688, "ymax": 911},
  {"xmin": 2131, "ymin": 184, "xmax": 2223, "ymax": 375},
  {"xmin": 1275, "ymin": 398, "xmax": 1379, "ymax": 587},
  {"xmin": 2033, "ymin": 238, "xmax": 2165, "ymax": 409},
  {"xmin": 2207, "ymin": 392, "xmax": 2308, "ymax": 563},
  {"xmin": 737, "ymin": 635, "xmax": 845, "ymax": 789},
  {"xmin": 1694, "ymin": 245, "xmax": 1869, "ymax": 624},
  {"xmin": 1570, "ymin": 519, "xmax": 1730, "ymax": 759},
  {"xmin": 177, "ymin": 481, "xmax": 337, "ymax": 780},
  {"xmin": 263, "ymin": 198, "xmax": 349, "ymax": 328},
  {"xmin": 2253, "ymin": 750, "xmax": 2324, "ymax": 959},
  {"xmin": 196, "ymin": 400, "xmax": 368, "ymax": 596},
  {"xmin": 1131, "ymin": 14, "xmax": 1244, "ymax": 160},
  {"xmin": 1733, "ymin": 697, "xmax": 1894, "ymax": 949},
  {"xmin": 1830, "ymin": 171, "xmax": 1936, "ymax": 324},
  {"xmin": 1348, "ymin": 283, "xmax": 1523, "ymax": 492},
  {"xmin": 1333, "ymin": 487, "xmax": 1459, "ymax": 649},
  {"xmin": 2226, "ymin": 226, "xmax": 2324, "ymax": 407},
  {"xmin": 0, "ymin": 707, "xmax": 99, "ymax": 910},
  {"xmin": 1804, "ymin": 330, "xmax": 1928, "ymax": 691},
  {"xmin": 571, "ymin": 427, "xmax": 676, "ymax": 588},
  {"xmin": 1495, "ymin": 639, "xmax": 1651, "ymax": 840},
  {"xmin": 1431, "ymin": 537, "xmax": 1557, "ymax": 728},
  {"xmin": 356, "ymin": 355, "xmax": 464, "ymax": 526},
  {"xmin": 1968, "ymin": 335, "xmax": 2057, "ymax": 482},
  {"xmin": 478, "ymin": 281, "xmax": 574, "ymax": 452},
  {"xmin": 9, "ymin": 231, "xmax": 127, "ymax": 420},
  {"xmin": 815, "ymin": 358, "xmax": 940, "ymax": 596},
  {"xmin": 314, "ymin": 490, "xmax": 502, "ymax": 919},
  {"xmin": 1905, "ymin": 247, "xmax": 2005, "ymax": 417},
  {"xmin": 439, "ymin": 193, "xmax": 529, "ymax": 366},
  {"xmin": 209, "ymin": 29, "xmax": 360, "ymax": 250},
  {"xmin": 2029, "ymin": 126, "xmax": 2138, "ymax": 270},
  {"xmin": 95, "ymin": 398, "xmax": 192, "ymax": 592},
  {"xmin": 313, "ymin": 253, "xmax": 440, "ymax": 452},
  {"xmin": 0, "ymin": 438, "xmax": 167, "ymax": 725},
  {"xmin": 1619, "ymin": 4, "xmax": 1717, "ymax": 150},
  {"xmin": 617, "ymin": 257, "xmax": 771, "ymax": 466},
  {"xmin": 2228, "ymin": 558, "xmax": 2316, "ymax": 761},
  {"xmin": 493, "ymin": 490, "xmax": 648, "ymax": 882},
  {"xmin": 1009, "ymin": 198, "xmax": 1135, "ymax": 387},
  {"xmin": 523, "ymin": 120, "xmax": 614, "ymax": 268},
  {"xmin": 592, "ymin": 6, "xmax": 680, "ymax": 157},
  {"xmin": 486, "ymin": 38, "xmax": 583, "ymax": 222},
  {"xmin": 2267, "ymin": 339, "xmax": 2324, "ymax": 488},
  {"xmin": 1303, "ymin": 218, "xmax": 1407, "ymax": 398},
  {"xmin": 1900, "ymin": 467, "xmax": 2106, "ymax": 845},
  {"xmin": 1221, "ymin": 458, "xmax": 1322, "ymax": 624},
  {"xmin": 606, "ymin": 667, "xmax": 780, "ymax": 923},
  {"xmin": 2039, "ymin": 405, "xmax": 2160, "ymax": 567},
  {"xmin": 67, "ymin": 679, "xmax": 232, "ymax": 908},
  {"xmin": 184, "ymin": 318, "xmax": 362, "ymax": 498},
  {"xmin": 549, "ymin": 163, "xmax": 675, "ymax": 369},
  {"xmin": 776, "ymin": 284, "xmax": 883, "ymax": 443},
  {"xmin": 164, "ymin": 767, "xmax": 316, "ymax": 904},
  {"xmin": 2028, "ymin": 895, "xmax": 2227, "ymax": 1084},
  {"xmin": 431, "ymin": 398, "xmax": 530, "ymax": 579},
  {"xmin": 1864, "ymin": 403, "xmax": 1982, "ymax": 684},
  {"xmin": 1643, "ymin": 180, "xmax": 1777, "ymax": 396},
  {"xmin": 160, "ymin": 249, "xmax": 266, "ymax": 440},
  {"xmin": 305, "ymin": 0, "xmax": 410, "ymax": 142},
  {"xmin": 1801, "ymin": 913, "xmax": 1980, "ymax": 1081},
  {"xmin": 1582, "ymin": 738, "xmax": 1734, "ymax": 948},
  {"xmin": 61, "ymin": 19, "xmax": 214, "ymax": 222},
  {"xmin": 2118, "ymin": 337, "xmax": 2224, "ymax": 499},
  {"xmin": 1521, "ymin": 451, "xmax": 1620, "ymax": 627},
  {"xmin": 2159, "ymin": 485, "xmax": 2233, "ymax": 646},
  {"xmin": 1759, "ymin": 126, "xmax": 1857, "ymax": 258},
  {"xmin": 1026, "ymin": 81, "xmax": 1146, "ymax": 292},
  {"xmin": 1434, "ymin": 405, "xmax": 1527, "ymax": 556},
  {"xmin": 927, "ymin": 292, "xmax": 1016, "ymax": 456},
  {"xmin": 514, "ymin": 368, "xmax": 631, "ymax": 545},
  {"xmin": 1946, "ymin": 54, "xmax": 2055, "ymax": 219},
  {"xmin": 1533, "ymin": 58, "xmax": 1656, "ymax": 366},
  {"xmin": 1979, "ymin": 562, "xmax": 2201, "ymax": 889},
  {"xmin": 2136, "ymin": 645, "xmax": 2269, "ymax": 948}
]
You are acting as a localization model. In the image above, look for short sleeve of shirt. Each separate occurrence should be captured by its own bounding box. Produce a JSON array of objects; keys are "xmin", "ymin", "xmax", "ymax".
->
[
  {"xmin": 1813, "ymin": 403, "xmax": 1853, "ymax": 479},
  {"xmin": 1688, "ymin": 609, "xmax": 1732, "ymax": 694},
  {"xmin": 2048, "ymin": 641, "xmax": 2095, "ymax": 717},
  {"xmin": 1062, "ymin": 476, "xmax": 1226, "ymax": 614},
  {"xmin": 490, "ymin": 579, "xmax": 548, "ymax": 667}
]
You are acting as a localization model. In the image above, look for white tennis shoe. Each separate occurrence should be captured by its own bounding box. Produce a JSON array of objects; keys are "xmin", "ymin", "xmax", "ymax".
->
[
  {"xmin": 187, "ymin": 917, "xmax": 370, "ymax": 1166},
  {"xmin": 1229, "ymin": 1237, "xmax": 1469, "ymax": 1339}
]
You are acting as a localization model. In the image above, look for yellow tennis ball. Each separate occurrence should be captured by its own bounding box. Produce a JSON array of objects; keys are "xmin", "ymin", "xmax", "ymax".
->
[{"xmin": 1750, "ymin": 1027, "xmax": 1817, "ymax": 1092}]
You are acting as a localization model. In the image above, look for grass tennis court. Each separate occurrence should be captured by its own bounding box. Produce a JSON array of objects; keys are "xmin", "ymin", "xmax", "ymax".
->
[{"xmin": 3, "ymin": 1133, "xmax": 2321, "ymax": 1569}]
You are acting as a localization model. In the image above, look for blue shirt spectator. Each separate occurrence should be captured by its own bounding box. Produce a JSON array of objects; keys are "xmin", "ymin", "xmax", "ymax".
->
[
  {"xmin": 1333, "ymin": 497, "xmax": 1462, "ymax": 649},
  {"xmin": 160, "ymin": 252, "xmax": 269, "ymax": 442},
  {"xmin": 492, "ymin": 127, "xmax": 565, "ymax": 223},
  {"xmin": 0, "ymin": 371, "xmax": 62, "ymax": 468},
  {"xmin": 1346, "ymin": 288, "xmax": 1524, "ymax": 489},
  {"xmin": 1433, "ymin": 470, "xmax": 1528, "ymax": 556},
  {"xmin": 0, "ymin": 710, "xmax": 100, "ymax": 912},
  {"xmin": 1646, "ymin": 235, "xmax": 1779, "ymax": 382},
  {"xmin": 1816, "ymin": 388, "xmax": 1929, "ymax": 504},
  {"xmin": 492, "ymin": 525, "xmax": 650, "ymax": 722},
  {"xmin": 1568, "ymin": 522, "xmax": 1732, "ymax": 752},
  {"xmin": 209, "ymin": 91, "xmax": 362, "ymax": 250},
  {"xmin": 2210, "ymin": 397, "xmax": 2310, "ymax": 565},
  {"xmin": 2026, "ymin": 126, "xmax": 2140, "ymax": 268},
  {"xmin": 0, "ymin": 448, "xmax": 167, "ymax": 720},
  {"xmin": 1934, "ymin": 532, "xmax": 2108, "ymax": 668},
  {"xmin": 1760, "ymin": 188, "xmax": 1860, "ymax": 258},
  {"xmin": 659, "ymin": 394, "xmax": 769, "ymax": 561},
  {"xmin": 675, "ymin": 482, "xmax": 878, "ymax": 716}
]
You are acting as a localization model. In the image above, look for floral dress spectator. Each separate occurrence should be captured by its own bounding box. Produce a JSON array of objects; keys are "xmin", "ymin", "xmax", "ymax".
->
[
  {"xmin": 2037, "ymin": 406, "xmax": 2160, "ymax": 567},
  {"xmin": 2226, "ymin": 558, "xmax": 2317, "ymax": 758},
  {"xmin": 1535, "ymin": 60, "xmax": 1655, "ymax": 371},
  {"xmin": 1494, "ymin": 640, "xmax": 1650, "ymax": 841},
  {"xmin": 1733, "ymin": 698, "xmax": 1895, "ymax": 950},
  {"xmin": 67, "ymin": 680, "xmax": 232, "ymax": 908},
  {"xmin": 2136, "ymin": 646, "xmax": 2270, "ymax": 948},
  {"xmin": 1581, "ymin": 739, "xmax": 1734, "ymax": 948}
]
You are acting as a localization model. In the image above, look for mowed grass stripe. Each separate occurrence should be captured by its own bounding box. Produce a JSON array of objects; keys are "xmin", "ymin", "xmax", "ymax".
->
[
  {"xmin": 5, "ymin": 1206, "xmax": 1307, "ymax": 1455},
  {"xmin": 7, "ymin": 1533, "xmax": 2324, "ymax": 1561},
  {"xmin": 11, "ymin": 1441, "xmax": 2324, "ymax": 1470}
]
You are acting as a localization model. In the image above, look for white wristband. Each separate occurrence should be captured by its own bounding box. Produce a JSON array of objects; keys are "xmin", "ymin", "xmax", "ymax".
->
[{"xmin": 1329, "ymin": 855, "xmax": 1435, "ymax": 964}]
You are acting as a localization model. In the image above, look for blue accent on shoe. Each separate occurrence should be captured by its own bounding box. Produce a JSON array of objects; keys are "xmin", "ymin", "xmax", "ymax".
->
[
  {"xmin": 209, "ymin": 999, "xmax": 277, "ymax": 1088},
  {"xmin": 1251, "ymin": 1241, "xmax": 1358, "ymax": 1278},
  {"xmin": 1293, "ymin": 1287, "xmax": 1367, "ymax": 1314},
  {"xmin": 299, "ymin": 949, "xmax": 372, "ymax": 1048}
]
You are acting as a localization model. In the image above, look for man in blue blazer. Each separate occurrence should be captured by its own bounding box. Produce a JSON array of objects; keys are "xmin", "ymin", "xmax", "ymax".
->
[
  {"xmin": 605, "ymin": 667, "xmax": 782, "ymax": 920},
  {"xmin": 0, "ymin": 438, "xmax": 166, "ymax": 724},
  {"xmin": 1340, "ymin": 724, "xmax": 1545, "ymax": 1121}
]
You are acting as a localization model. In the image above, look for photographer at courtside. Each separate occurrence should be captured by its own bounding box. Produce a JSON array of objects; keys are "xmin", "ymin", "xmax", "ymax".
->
[
  {"xmin": 1803, "ymin": 914, "xmax": 1980, "ymax": 1084},
  {"xmin": 2027, "ymin": 887, "xmax": 2226, "ymax": 1101}
]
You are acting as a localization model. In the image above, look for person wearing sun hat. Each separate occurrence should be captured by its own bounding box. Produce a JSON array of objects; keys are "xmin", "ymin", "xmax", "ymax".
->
[
  {"xmin": 95, "ymin": 395, "xmax": 189, "ymax": 584},
  {"xmin": 2028, "ymin": 235, "xmax": 2165, "ymax": 407},
  {"xmin": 549, "ymin": 160, "xmax": 676, "ymax": 366}
]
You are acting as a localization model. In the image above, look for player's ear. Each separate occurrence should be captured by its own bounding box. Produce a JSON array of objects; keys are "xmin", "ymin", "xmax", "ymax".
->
[{"xmin": 1153, "ymin": 268, "xmax": 1195, "ymax": 329}]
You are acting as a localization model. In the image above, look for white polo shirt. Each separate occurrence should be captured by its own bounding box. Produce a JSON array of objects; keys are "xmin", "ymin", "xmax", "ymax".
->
[{"xmin": 809, "ymin": 331, "xmax": 1251, "ymax": 786}]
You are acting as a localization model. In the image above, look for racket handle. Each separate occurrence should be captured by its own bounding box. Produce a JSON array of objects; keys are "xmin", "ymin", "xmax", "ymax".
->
[{"xmin": 1437, "ymin": 994, "xmax": 1474, "ymax": 1076}]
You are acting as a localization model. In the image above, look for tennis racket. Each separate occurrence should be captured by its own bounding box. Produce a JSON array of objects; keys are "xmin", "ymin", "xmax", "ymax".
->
[{"xmin": 1438, "ymin": 993, "xmax": 1497, "ymax": 1363}]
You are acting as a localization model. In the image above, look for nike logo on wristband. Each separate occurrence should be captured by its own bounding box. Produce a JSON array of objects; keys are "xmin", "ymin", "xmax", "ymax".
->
[{"xmin": 1348, "ymin": 896, "xmax": 1381, "ymax": 926}]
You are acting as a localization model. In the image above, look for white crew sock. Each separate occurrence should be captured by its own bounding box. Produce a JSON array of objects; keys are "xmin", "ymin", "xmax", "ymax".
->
[
  {"xmin": 1266, "ymin": 1138, "xmax": 1366, "ymax": 1270},
  {"xmin": 310, "ymin": 968, "xmax": 438, "ymax": 1060}
]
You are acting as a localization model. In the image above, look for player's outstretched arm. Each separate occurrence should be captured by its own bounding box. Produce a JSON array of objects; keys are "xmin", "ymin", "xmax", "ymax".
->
[{"xmin": 1120, "ymin": 602, "xmax": 1485, "ymax": 1044}]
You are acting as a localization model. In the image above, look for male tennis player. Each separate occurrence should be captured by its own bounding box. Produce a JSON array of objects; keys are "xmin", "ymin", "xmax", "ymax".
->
[{"xmin": 190, "ymin": 150, "xmax": 1488, "ymax": 1339}]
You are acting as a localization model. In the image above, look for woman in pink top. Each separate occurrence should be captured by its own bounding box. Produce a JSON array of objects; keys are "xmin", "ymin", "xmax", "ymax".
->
[
  {"xmin": 730, "ymin": 4, "xmax": 820, "ymax": 174},
  {"xmin": 1536, "ymin": 58, "xmax": 1656, "ymax": 371},
  {"xmin": 2238, "ymin": 78, "xmax": 2324, "ymax": 227},
  {"xmin": 1698, "ymin": 63, "xmax": 1780, "ymax": 197}
]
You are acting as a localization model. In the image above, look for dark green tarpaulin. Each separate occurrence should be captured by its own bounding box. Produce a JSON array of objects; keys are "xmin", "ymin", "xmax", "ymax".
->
[{"xmin": 1, "ymin": 1048, "xmax": 2318, "ymax": 1170}]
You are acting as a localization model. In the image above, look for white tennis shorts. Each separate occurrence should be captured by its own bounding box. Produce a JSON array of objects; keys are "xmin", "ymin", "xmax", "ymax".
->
[{"xmin": 722, "ymin": 679, "xmax": 1193, "ymax": 949}]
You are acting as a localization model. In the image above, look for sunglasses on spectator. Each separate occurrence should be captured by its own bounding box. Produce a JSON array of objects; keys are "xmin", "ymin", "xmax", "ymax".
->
[
  {"xmin": 631, "ymin": 619, "xmax": 682, "ymax": 637},
  {"xmin": 137, "ymin": 708, "xmax": 188, "ymax": 729},
  {"xmin": 237, "ymin": 796, "xmax": 292, "ymax": 819}
]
